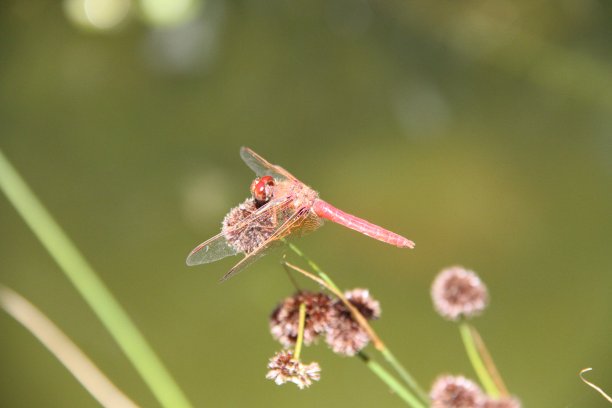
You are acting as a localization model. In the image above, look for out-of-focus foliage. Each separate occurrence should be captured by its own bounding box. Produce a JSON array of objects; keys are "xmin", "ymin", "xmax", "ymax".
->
[{"xmin": 1, "ymin": 0, "xmax": 611, "ymax": 407}]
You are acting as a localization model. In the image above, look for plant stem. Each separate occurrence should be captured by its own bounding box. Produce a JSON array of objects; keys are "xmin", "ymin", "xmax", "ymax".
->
[
  {"xmin": 283, "ymin": 242, "xmax": 429, "ymax": 405},
  {"xmin": 380, "ymin": 348, "xmax": 429, "ymax": 403},
  {"xmin": 469, "ymin": 324, "xmax": 509, "ymax": 396},
  {"xmin": 0, "ymin": 286, "xmax": 139, "ymax": 408},
  {"xmin": 294, "ymin": 303, "xmax": 306, "ymax": 360},
  {"xmin": 459, "ymin": 321, "xmax": 500, "ymax": 397},
  {"xmin": 0, "ymin": 149, "xmax": 193, "ymax": 408},
  {"xmin": 358, "ymin": 352, "xmax": 427, "ymax": 408}
]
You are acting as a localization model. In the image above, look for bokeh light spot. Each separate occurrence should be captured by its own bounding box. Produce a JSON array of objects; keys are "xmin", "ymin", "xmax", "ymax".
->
[
  {"xmin": 138, "ymin": 0, "xmax": 200, "ymax": 27},
  {"xmin": 63, "ymin": 0, "xmax": 132, "ymax": 31}
]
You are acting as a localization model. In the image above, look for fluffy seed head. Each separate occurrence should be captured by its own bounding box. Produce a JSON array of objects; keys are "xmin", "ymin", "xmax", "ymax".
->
[
  {"xmin": 324, "ymin": 289, "xmax": 380, "ymax": 356},
  {"xmin": 269, "ymin": 292, "xmax": 333, "ymax": 347},
  {"xmin": 431, "ymin": 266, "xmax": 489, "ymax": 321},
  {"xmin": 265, "ymin": 350, "xmax": 321, "ymax": 389},
  {"xmin": 430, "ymin": 375, "xmax": 485, "ymax": 408},
  {"xmin": 222, "ymin": 197, "xmax": 275, "ymax": 254},
  {"xmin": 345, "ymin": 288, "xmax": 381, "ymax": 320}
]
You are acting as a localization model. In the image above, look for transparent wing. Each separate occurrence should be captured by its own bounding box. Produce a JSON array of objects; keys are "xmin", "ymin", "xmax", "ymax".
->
[
  {"xmin": 240, "ymin": 147, "xmax": 298, "ymax": 181},
  {"xmin": 186, "ymin": 195, "xmax": 294, "ymax": 266},
  {"xmin": 185, "ymin": 232, "xmax": 240, "ymax": 266},
  {"xmin": 219, "ymin": 207, "xmax": 312, "ymax": 282}
]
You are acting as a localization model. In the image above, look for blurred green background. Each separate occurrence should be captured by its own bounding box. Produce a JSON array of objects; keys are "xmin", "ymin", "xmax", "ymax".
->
[{"xmin": 1, "ymin": 0, "xmax": 611, "ymax": 406}]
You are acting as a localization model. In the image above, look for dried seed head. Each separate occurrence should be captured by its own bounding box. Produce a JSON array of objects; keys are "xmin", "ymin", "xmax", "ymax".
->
[
  {"xmin": 483, "ymin": 397, "xmax": 522, "ymax": 408},
  {"xmin": 431, "ymin": 266, "xmax": 489, "ymax": 321},
  {"xmin": 345, "ymin": 288, "xmax": 381, "ymax": 320},
  {"xmin": 269, "ymin": 292, "xmax": 333, "ymax": 348},
  {"xmin": 265, "ymin": 350, "xmax": 321, "ymax": 389},
  {"xmin": 222, "ymin": 198, "xmax": 275, "ymax": 254},
  {"xmin": 325, "ymin": 310, "xmax": 370, "ymax": 356},
  {"xmin": 430, "ymin": 375, "xmax": 486, "ymax": 408},
  {"xmin": 324, "ymin": 289, "xmax": 380, "ymax": 356}
]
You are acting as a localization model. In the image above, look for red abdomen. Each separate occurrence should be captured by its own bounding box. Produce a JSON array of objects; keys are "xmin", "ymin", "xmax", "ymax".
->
[{"xmin": 312, "ymin": 199, "xmax": 415, "ymax": 249}]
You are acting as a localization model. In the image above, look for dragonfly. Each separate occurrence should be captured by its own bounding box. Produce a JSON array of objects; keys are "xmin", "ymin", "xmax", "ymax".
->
[{"xmin": 186, "ymin": 147, "xmax": 414, "ymax": 281}]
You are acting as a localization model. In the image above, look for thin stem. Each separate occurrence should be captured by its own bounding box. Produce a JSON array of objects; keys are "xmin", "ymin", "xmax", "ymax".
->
[
  {"xmin": 469, "ymin": 324, "xmax": 508, "ymax": 396},
  {"xmin": 284, "ymin": 242, "xmax": 340, "ymax": 292},
  {"xmin": 459, "ymin": 321, "xmax": 500, "ymax": 397},
  {"xmin": 0, "ymin": 149, "xmax": 192, "ymax": 408},
  {"xmin": 284, "ymin": 242, "xmax": 429, "ymax": 403},
  {"xmin": 358, "ymin": 352, "xmax": 427, "ymax": 408},
  {"xmin": 381, "ymin": 348, "xmax": 430, "ymax": 403},
  {"xmin": 293, "ymin": 303, "xmax": 307, "ymax": 360},
  {"xmin": 0, "ymin": 286, "xmax": 139, "ymax": 408}
]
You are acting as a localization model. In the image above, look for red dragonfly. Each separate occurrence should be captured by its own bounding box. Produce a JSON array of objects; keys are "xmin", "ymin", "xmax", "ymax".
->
[{"xmin": 186, "ymin": 147, "xmax": 414, "ymax": 281}]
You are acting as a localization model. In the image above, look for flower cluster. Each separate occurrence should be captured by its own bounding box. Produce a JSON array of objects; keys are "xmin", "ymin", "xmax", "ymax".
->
[
  {"xmin": 269, "ymin": 291, "xmax": 333, "ymax": 348},
  {"xmin": 222, "ymin": 198, "xmax": 276, "ymax": 254},
  {"xmin": 431, "ymin": 266, "xmax": 489, "ymax": 321},
  {"xmin": 266, "ymin": 288, "xmax": 381, "ymax": 388},
  {"xmin": 430, "ymin": 375, "xmax": 521, "ymax": 408},
  {"xmin": 269, "ymin": 289, "xmax": 380, "ymax": 357},
  {"xmin": 266, "ymin": 350, "xmax": 320, "ymax": 389}
]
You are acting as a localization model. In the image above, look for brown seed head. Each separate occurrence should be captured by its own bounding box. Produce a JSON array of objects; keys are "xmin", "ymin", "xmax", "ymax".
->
[
  {"xmin": 431, "ymin": 266, "xmax": 489, "ymax": 321},
  {"xmin": 265, "ymin": 350, "xmax": 321, "ymax": 389},
  {"xmin": 269, "ymin": 292, "xmax": 333, "ymax": 348},
  {"xmin": 345, "ymin": 288, "xmax": 381, "ymax": 320},
  {"xmin": 324, "ymin": 288, "xmax": 380, "ymax": 356},
  {"xmin": 222, "ymin": 197, "xmax": 275, "ymax": 254},
  {"xmin": 430, "ymin": 375, "xmax": 486, "ymax": 408}
]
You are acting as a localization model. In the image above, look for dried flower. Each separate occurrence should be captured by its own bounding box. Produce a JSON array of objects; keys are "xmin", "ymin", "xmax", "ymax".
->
[
  {"xmin": 430, "ymin": 375, "xmax": 485, "ymax": 408},
  {"xmin": 345, "ymin": 288, "xmax": 381, "ymax": 320},
  {"xmin": 325, "ymin": 288, "xmax": 380, "ymax": 356},
  {"xmin": 431, "ymin": 266, "xmax": 489, "ymax": 321},
  {"xmin": 483, "ymin": 397, "xmax": 522, "ymax": 408},
  {"xmin": 222, "ymin": 198, "xmax": 276, "ymax": 254},
  {"xmin": 266, "ymin": 350, "xmax": 321, "ymax": 389},
  {"xmin": 270, "ymin": 292, "xmax": 333, "ymax": 347}
]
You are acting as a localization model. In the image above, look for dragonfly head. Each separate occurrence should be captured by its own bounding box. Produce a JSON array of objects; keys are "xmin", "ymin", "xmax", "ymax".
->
[{"xmin": 250, "ymin": 175, "xmax": 275, "ymax": 207}]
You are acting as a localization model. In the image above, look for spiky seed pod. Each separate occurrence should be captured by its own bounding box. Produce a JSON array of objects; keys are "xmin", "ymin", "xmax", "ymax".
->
[
  {"xmin": 431, "ymin": 266, "xmax": 489, "ymax": 321},
  {"xmin": 269, "ymin": 292, "xmax": 333, "ymax": 348},
  {"xmin": 430, "ymin": 375, "xmax": 486, "ymax": 408},
  {"xmin": 345, "ymin": 288, "xmax": 381, "ymax": 320},
  {"xmin": 265, "ymin": 350, "xmax": 321, "ymax": 389},
  {"xmin": 324, "ymin": 288, "xmax": 381, "ymax": 356},
  {"xmin": 222, "ymin": 198, "xmax": 275, "ymax": 254}
]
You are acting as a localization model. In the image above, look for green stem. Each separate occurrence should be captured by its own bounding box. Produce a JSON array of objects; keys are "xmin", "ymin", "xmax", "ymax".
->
[
  {"xmin": 459, "ymin": 321, "xmax": 499, "ymax": 397},
  {"xmin": 358, "ymin": 352, "xmax": 427, "ymax": 408},
  {"xmin": 294, "ymin": 303, "xmax": 306, "ymax": 360},
  {"xmin": 285, "ymin": 242, "xmax": 429, "ymax": 405},
  {"xmin": 381, "ymin": 348, "xmax": 429, "ymax": 403},
  {"xmin": 285, "ymin": 242, "xmax": 340, "ymax": 292},
  {"xmin": 0, "ymin": 149, "xmax": 193, "ymax": 408}
]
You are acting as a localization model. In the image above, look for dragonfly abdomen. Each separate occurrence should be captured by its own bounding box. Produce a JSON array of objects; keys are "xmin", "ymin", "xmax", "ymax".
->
[{"xmin": 312, "ymin": 199, "xmax": 415, "ymax": 249}]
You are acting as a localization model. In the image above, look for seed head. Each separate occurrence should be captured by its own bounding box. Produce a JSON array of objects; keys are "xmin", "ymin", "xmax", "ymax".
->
[
  {"xmin": 345, "ymin": 288, "xmax": 381, "ymax": 320},
  {"xmin": 430, "ymin": 375, "xmax": 485, "ymax": 408},
  {"xmin": 431, "ymin": 266, "xmax": 489, "ymax": 321},
  {"xmin": 269, "ymin": 292, "xmax": 333, "ymax": 347},
  {"xmin": 324, "ymin": 288, "xmax": 380, "ymax": 356},
  {"xmin": 265, "ymin": 350, "xmax": 321, "ymax": 389},
  {"xmin": 222, "ymin": 198, "xmax": 275, "ymax": 254},
  {"xmin": 483, "ymin": 397, "xmax": 522, "ymax": 408}
]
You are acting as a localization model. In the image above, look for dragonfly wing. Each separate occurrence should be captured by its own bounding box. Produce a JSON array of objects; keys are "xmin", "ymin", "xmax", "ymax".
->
[
  {"xmin": 186, "ymin": 232, "xmax": 240, "ymax": 266},
  {"xmin": 219, "ymin": 207, "xmax": 311, "ymax": 282},
  {"xmin": 240, "ymin": 147, "xmax": 297, "ymax": 181}
]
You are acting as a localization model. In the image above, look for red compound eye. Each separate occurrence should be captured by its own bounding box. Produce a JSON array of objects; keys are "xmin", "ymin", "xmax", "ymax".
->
[{"xmin": 250, "ymin": 176, "xmax": 275, "ymax": 204}]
